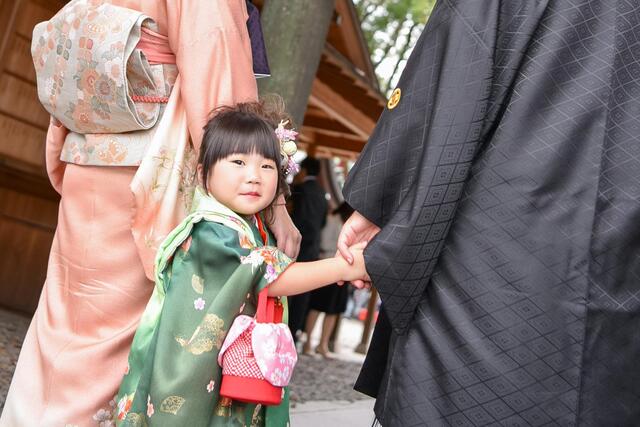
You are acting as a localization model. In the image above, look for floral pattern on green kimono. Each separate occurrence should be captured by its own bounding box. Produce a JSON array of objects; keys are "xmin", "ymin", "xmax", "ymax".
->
[{"xmin": 115, "ymin": 188, "xmax": 293, "ymax": 426}]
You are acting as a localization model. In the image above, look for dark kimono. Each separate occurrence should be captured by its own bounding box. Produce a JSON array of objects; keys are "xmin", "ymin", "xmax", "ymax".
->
[{"xmin": 343, "ymin": 0, "xmax": 640, "ymax": 425}]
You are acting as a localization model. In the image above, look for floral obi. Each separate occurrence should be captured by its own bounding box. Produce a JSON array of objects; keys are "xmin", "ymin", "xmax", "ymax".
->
[{"xmin": 32, "ymin": 0, "xmax": 178, "ymax": 166}]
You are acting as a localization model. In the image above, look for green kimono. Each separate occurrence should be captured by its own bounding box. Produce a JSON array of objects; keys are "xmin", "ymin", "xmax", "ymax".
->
[{"xmin": 115, "ymin": 188, "xmax": 293, "ymax": 426}]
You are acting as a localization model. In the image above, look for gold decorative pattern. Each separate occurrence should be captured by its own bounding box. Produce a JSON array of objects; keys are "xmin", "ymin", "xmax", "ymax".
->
[
  {"xmin": 215, "ymin": 397, "xmax": 232, "ymax": 417},
  {"xmin": 191, "ymin": 274, "xmax": 204, "ymax": 294},
  {"xmin": 124, "ymin": 412, "xmax": 147, "ymax": 427},
  {"xmin": 387, "ymin": 88, "xmax": 401, "ymax": 109},
  {"xmin": 175, "ymin": 314, "xmax": 225, "ymax": 354},
  {"xmin": 159, "ymin": 395, "xmax": 185, "ymax": 415},
  {"xmin": 250, "ymin": 404, "xmax": 263, "ymax": 427}
]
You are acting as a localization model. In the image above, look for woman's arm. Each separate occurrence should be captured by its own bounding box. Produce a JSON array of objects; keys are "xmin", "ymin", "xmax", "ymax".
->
[
  {"xmin": 267, "ymin": 244, "xmax": 368, "ymax": 297},
  {"xmin": 165, "ymin": 0, "xmax": 258, "ymax": 151},
  {"xmin": 268, "ymin": 194, "xmax": 302, "ymax": 259}
]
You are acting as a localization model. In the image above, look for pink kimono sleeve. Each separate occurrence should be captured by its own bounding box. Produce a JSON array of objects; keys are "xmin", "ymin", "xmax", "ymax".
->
[
  {"xmin": 45, "ymin": 118, "xmax": 69, "ymax": 194},
  {"xmin": 164, "ymin": 0, "xmax": 259, "ymax": 151}
]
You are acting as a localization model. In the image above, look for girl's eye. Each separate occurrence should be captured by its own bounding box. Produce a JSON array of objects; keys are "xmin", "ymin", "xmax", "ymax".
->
[
  {"xmin": 231, "ymin": 159, "xmax": 244, "ymax": 166},
  {"xmin": 262, "ymin": 163, "xmax": 276, "ymax": 170}
]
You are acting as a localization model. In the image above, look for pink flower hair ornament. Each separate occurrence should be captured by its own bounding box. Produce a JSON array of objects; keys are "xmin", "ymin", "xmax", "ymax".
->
[{"xmin": 275, "ymin": 120, "xmax": 299, "ymax": 176}]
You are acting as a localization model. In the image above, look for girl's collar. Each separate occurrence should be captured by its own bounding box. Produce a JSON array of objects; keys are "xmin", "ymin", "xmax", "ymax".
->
[{"xmin": 192, "ymin": 187, "xmax": 267, "ymax": 246}]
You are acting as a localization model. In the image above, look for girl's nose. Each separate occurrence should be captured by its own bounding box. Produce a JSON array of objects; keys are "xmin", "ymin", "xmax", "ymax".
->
[{"xmin": 246, "ymin": 165, "xmax": 261, "ymax": 183}]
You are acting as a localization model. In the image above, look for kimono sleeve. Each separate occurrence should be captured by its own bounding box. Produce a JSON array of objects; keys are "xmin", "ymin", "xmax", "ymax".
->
[
  {"xmin": 342, "ymin": 0, "xmax": 548, "ymax": 333},
  {"xmin": 45, "ymin": 118, "xmax": 69, "ymax": 194},
  {"xmin": 164, "ymin": 0, "xmax": 258, "ymax": 151}
]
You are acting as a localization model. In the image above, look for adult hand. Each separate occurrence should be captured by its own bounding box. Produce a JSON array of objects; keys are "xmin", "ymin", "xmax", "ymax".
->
[
  {"xmin": 337, "ymin": 211, "xmax": 380, "ymax": 264},
  {"xmin": 338, "ymin": 241, "xmax": 371, "ymax": 283},
  {"xmin": 268, "ymin": 194, "xmax": 302, "ymax": 259},
  {"xmin": 336, "ymin": 210, "xmax": 380, "ymax": 289}
]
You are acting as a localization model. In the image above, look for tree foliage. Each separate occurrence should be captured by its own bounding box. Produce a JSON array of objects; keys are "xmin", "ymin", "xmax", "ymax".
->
[{"xmin": 355, "ymin": 0, "xmax": 436, "ymax": 94}]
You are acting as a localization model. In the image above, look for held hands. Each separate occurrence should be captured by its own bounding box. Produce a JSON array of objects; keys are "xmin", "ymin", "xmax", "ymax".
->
[
  {"xmin": 336, "ymin": 211, "xmax": 380, "ymax": 288},
  {"xmin": 336, "ymin": 241, "xmax": 370, "ymax": 284},
  {"xmin": 337, "ymin": 211, "xmax": 380, "ymax": 264}
]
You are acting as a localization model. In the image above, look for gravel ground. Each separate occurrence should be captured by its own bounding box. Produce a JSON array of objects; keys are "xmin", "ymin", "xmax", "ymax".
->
[
  {"xmin": 0, "ymin": 309, "xmax": 30, "ymax": 411},
  {"xmin": 289, "ymin": 354, "xmax": 369, "ymax": 405},
  {"xmin": 0, "ymin": 308, "xmax": 369, "ymax": 411}
]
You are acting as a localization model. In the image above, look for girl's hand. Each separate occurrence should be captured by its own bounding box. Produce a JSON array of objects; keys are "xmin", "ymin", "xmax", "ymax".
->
[
  {"xmin": 338, "ymin": 241, "xmax": 370, "ymax": 283},
  {"xmin": 268, "ymin": 195, "xmax": 302, "ymax": 259}
]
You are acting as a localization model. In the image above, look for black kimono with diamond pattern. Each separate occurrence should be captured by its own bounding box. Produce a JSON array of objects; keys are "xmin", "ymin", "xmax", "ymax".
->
[{"xmin": 343, "ymin": 0, "xmax": 640, "ymax": 425}]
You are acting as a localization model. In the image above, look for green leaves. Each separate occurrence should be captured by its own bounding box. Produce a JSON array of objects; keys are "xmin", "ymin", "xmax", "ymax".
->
[{"xmin": 354, "ymin": 0, "xmax": 436, "ymax": 93}]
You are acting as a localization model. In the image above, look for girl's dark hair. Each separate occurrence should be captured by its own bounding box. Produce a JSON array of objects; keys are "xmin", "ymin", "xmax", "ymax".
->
[{"xmin": 199, "ymin": 99, "xmax": 291, "ymax": 219}]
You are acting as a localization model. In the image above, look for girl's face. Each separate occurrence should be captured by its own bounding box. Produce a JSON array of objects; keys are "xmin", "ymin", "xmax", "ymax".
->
[{"xmin": 205, "ymin": 152, "xmax": 279, "ymax": 216}]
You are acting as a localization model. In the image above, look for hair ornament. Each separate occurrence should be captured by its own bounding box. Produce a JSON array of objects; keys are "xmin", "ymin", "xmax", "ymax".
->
[{"xmin": 275, "ymin": 120, "xmax": 299, "ymax": 175}]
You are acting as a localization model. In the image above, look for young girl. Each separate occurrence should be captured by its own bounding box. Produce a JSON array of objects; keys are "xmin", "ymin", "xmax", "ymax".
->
[{"xmin": 114, "ymin": 102, "xmax": 367, "ymax": 426}]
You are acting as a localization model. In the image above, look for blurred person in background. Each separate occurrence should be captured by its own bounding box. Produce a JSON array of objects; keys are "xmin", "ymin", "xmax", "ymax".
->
[
  {"xmin": 287, "ymin": 156, "xmax": 328, "ymax": 344},
  {"xmin": 303, "ymin": 202, "xmax": 354, "ymax": 357}
]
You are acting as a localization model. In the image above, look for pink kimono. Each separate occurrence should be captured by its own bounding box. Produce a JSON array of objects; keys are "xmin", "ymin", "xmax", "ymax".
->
[{"xmin": 0, "ymin": 1, "xmax": 257, "ymax": 426}]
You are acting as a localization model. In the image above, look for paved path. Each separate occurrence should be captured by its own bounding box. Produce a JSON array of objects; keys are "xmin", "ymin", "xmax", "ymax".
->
[{"xmin": 291, "ymin": 399, "xmax": 376, "ymax": 426}]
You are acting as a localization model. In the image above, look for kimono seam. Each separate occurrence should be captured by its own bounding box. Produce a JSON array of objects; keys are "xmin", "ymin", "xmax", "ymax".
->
[
  {"xmin": 444, "ymin": 0, "xmax": 491, "ymax": 51},
  {"xmin": 483, "ymin": 1, "xmax": 550, "ymax": 145},
  {"xmin": 573, "ymin": 8, "xmax": 621, "ymax": 420}
]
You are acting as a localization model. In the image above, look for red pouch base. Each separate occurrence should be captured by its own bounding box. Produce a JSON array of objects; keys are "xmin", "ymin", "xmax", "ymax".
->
[{"xmin": 220, "ymin": 375, "xmax": 282, "ymax": 406}]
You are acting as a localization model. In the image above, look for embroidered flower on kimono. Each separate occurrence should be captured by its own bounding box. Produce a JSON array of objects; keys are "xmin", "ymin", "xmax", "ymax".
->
[
  {"xmin": 72, "ymin": 99, "xmax": 94, "ymax": 127},
  {"xmin": 239, "ymin": 233, "xmax": 253, "ymax": 250},
  {"xmin": 116, "ymin": 395, "xmax": 133, "ymax": 420},
  {"xmin": 207, "ymin": 380, "xmax": 215, "ymax": 393},
  {"xmin": 92, "ymin": 408, "xmax": 111, "ymax": 423},
  {"xmin": 194, "ymin": 298, "xmax": 206, "ymax": 310},
  {"xmin": 124, "ymin": 363, "xmax": 129, "ymax": 375},
  {"xmin": 103, "ymin": 58, "xmax": 121, "ymax": 81},
  {"xmin": 241, "ymin": 251, "xmax": 265, "ymax": 269},
  {"xmin": 259, "ymin": 248, "xmax": 277, "ymax": 265},
  {"xmin": 94, "ymin": 74, "xmax": 116, "ymax": 103},
  {"xmin": 79, "ymin": 68, "xmax": 99, "ymax": 95},
  {"xmin": 264, "ymin": 264, "xmax": 278, "ymax": 283},
  {"xmin": 147, "ymin": 395, "xmax": 154, "ymax": 417}
]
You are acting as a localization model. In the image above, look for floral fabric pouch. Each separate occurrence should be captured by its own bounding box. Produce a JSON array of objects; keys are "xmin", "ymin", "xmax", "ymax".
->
[{"xmin": 218, "ymin": 288, "xmax": 298, "ymax": 406}]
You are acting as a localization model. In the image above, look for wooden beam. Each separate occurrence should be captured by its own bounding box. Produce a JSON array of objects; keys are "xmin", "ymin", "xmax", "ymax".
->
[
  {"xmin": 302, "ymin": 115, "xmax": 354, "ymax": 135},
  {"xmin": 314, "ymin": 145, "xmax": 358, "ymax": 161},
  {"xmin": 331, "ymin": 0, "xmax": 378, "ymax": 85},
  {"xmin": 0, "ymin": 161, "xmax": 58, "ymax": 201},
  {"xmin": 0, "ymin": 0, "xmax": 23, "ymax": 76},
  {"xmin": 309, "ymin": 78, "xmax": 376, "ymax": 139},
  {"xmin": 317, "ymin": 59, "xmax": 384, "ymax": 119},
  {"xmin": 322, "ymin": 46, "xmax": 386, "ymax": 104},
  {"xmin": 305, "ymin": 131, "xmax": 366, "ymax": 153},
  {"xmin": 301, "ymin": 125, "xmax": 362, "ymax": 142}
]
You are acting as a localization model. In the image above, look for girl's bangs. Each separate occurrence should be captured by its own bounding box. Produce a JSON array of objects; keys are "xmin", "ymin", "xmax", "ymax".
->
[{"xmin": 223, "ymin": 128, "xmax": 280, "ymax": 163}]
